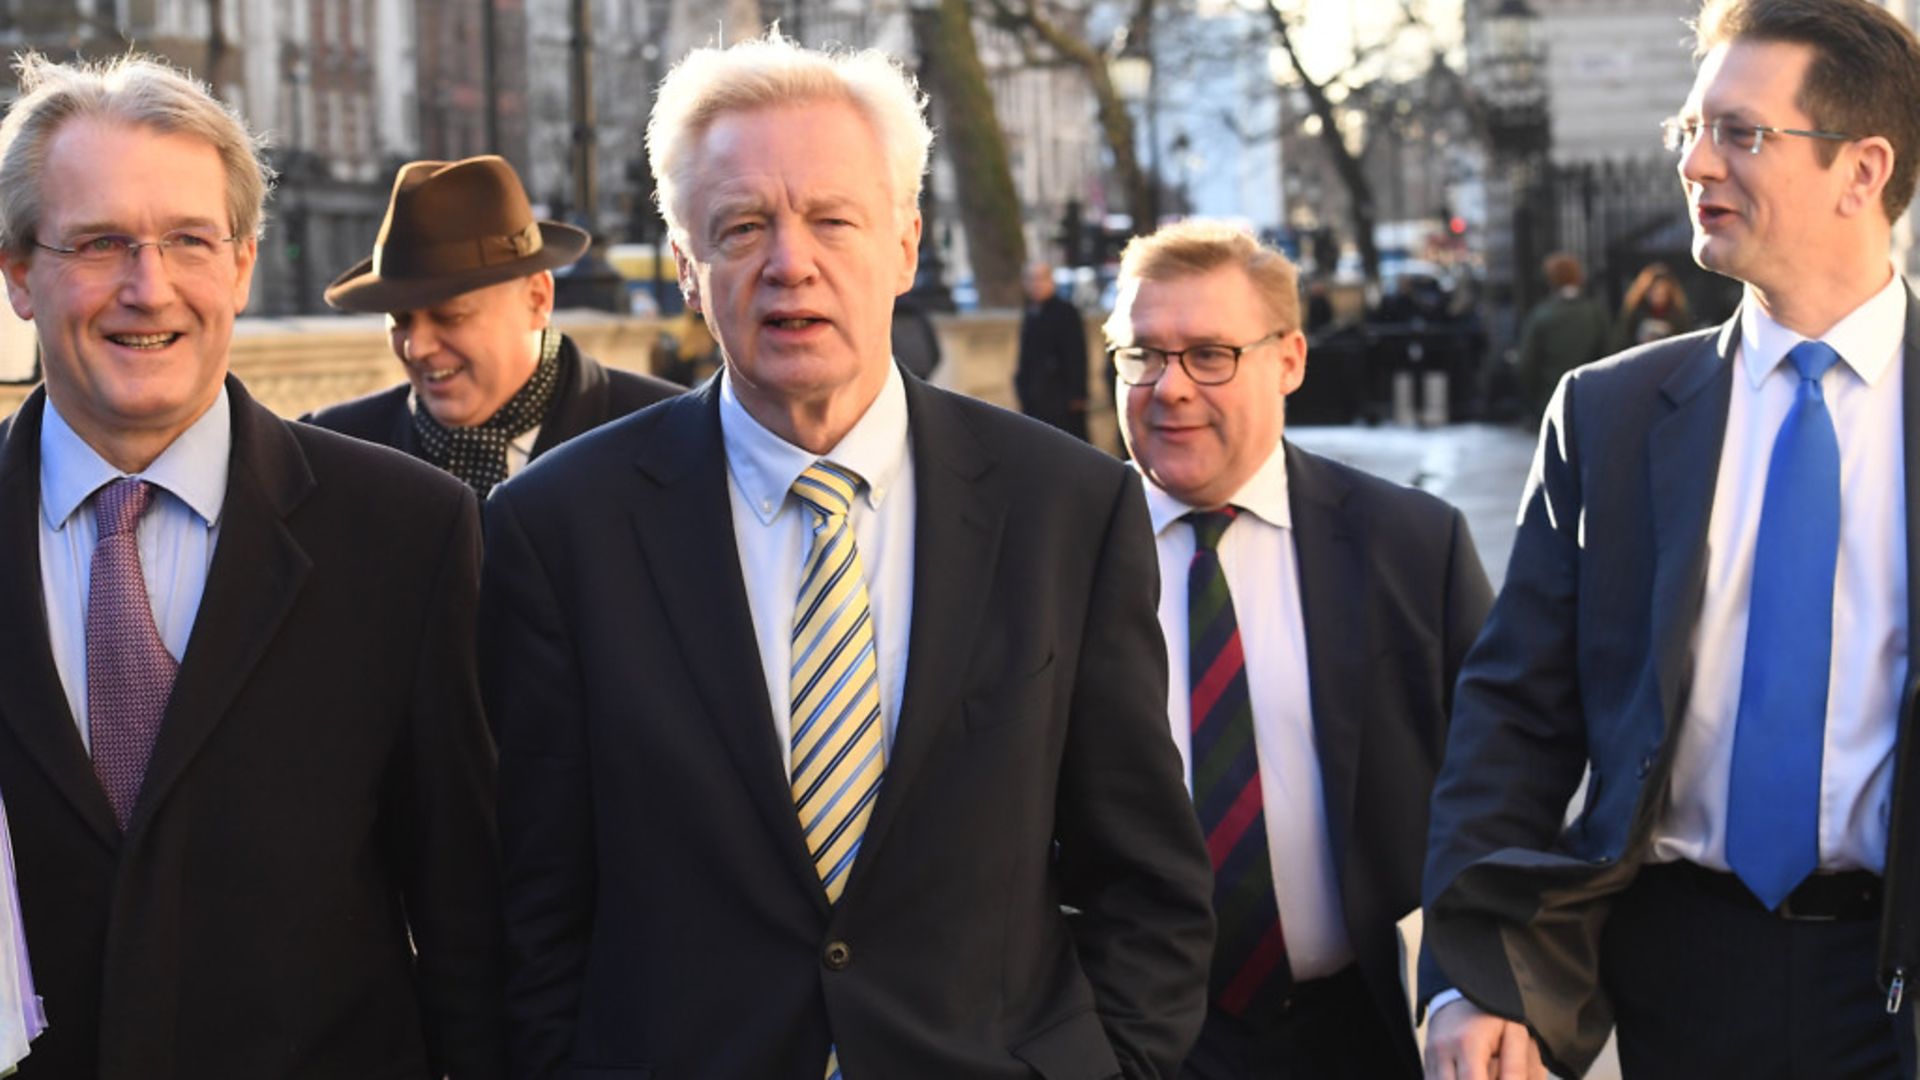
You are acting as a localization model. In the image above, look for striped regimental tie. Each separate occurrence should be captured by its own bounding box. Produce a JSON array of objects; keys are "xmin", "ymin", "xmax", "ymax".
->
[
  {"xmin": 790, "ymin": 462, "xmax": 886, "ymax": 1080},
  {"xmin": 1185, "ymin": 507, "xmax": 1293, "ymax": 1023}
]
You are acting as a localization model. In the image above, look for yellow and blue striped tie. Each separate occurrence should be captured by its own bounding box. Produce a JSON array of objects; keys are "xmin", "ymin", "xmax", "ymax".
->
[
  {"xmin": 791, "ymin": 462, "xmax": 884, "ymax": 1080},
  {"xmin": 790, "ymin": 461, "xmax": 886, "ymax": 904}
]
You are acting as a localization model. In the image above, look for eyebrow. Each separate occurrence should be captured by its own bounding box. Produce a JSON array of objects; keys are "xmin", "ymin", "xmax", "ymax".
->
[{"xmin": 53, "ymin": 214, "xmax": 227, "ymax": 236}]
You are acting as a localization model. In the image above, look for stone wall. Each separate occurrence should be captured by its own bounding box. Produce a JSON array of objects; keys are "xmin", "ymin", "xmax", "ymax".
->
[{"xmin": 0, "ymin": 311, "xmax": 1123, "ymax": 454}]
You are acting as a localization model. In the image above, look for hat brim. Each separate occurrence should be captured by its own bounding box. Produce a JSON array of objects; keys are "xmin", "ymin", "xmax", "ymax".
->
[{"xmin": 322, "ymin": 222, "xmax": 592, "ymax": 313}]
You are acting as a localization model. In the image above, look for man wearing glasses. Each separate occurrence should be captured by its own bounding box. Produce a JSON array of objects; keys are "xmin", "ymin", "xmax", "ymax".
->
[
  {"xmin": 0, "ymin": 54, "xmax": 502, "ymax": 1078},
  {"xmin": 1423, "ymin": 0, "xmax": 1920, "ymax": 1076},
  {"xmin": 1109, "ymin": 220, "xmax": 1492, "ymax": 1079}
]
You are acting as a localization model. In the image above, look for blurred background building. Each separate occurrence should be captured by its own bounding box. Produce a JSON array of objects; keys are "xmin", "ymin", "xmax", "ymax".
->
[{"xmin": 1, "ymin": 0, "xmax": 1915, "ymax": 365}]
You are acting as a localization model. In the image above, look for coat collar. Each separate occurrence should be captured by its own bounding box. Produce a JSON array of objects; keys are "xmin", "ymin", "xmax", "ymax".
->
[{"xmin": 0, "ymin": 376, "xmax": 315, "ymax": 846}]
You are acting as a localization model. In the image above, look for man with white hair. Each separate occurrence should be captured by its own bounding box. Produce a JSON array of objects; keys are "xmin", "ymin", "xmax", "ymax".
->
[{"xmin": 482, "ymin": 31, "xmax": 1214, "ymax": 1080}]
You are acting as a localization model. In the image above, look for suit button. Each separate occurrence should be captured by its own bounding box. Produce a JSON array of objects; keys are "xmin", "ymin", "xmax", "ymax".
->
[
  {"xmin": 1637, "ymin": 755, "xmax": 1654, "ymax": 780},
  {"xmin": 823, "ymin": 941, "xmax": 853, "ymax": 970}
]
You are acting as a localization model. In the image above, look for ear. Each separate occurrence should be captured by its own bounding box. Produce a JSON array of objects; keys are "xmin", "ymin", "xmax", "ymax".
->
[
  {"xmin": 527, "ymin": 270, "xmax": 556, "ymax": 326},
  {"xmin": 1276, "ymin": 330, "xmax": 1309, "ymax": 397},
  {"xmin": 1, "ymin": 251, "xmax": 32, "ymax": 321},
  {"xmin": 1838, "ymin": 135, "xmax": 1895, "ymax": 221},
  {"xmin": 671, "ymin": 239, "xmax": 701, "ymax": 313},
  {"xmin": 893, "ymin": 210, "xmax": 922, "ymax": 296},
  {"xmin": 228, "ymin": 236, "xmax": 259, "ymax": 315}
]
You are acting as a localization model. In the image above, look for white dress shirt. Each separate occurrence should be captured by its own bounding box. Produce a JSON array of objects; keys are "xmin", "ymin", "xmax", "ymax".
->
[
  {"xmin": 720, "ymin": 365, "xmax": 917, "ymax": 772},
  {"xmin": 1139, "ymin": 438, "xmax": 1354, "ymax": 980},
  {"xmin": 1653, "ymin": 275, "xmax": 1908, "ymax": 874},
  {"xmin": 508, "ymin": 426, "xmax": 540, "ymax": 478},
  {"xmin": 39, "ymin": 389, "xmax": 230, "ymax": 751}
]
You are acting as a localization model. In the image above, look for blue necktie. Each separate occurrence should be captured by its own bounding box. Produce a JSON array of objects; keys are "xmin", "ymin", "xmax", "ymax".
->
[{"xmin": 1727, "ymin": 339, "xmax": 1841, "ymax": 911}]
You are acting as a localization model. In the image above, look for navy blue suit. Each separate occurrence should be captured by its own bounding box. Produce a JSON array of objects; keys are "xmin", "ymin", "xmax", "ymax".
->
[{"xmin": 1422, "ymin": 307, "xmax": 1920, "ymax": 1076}]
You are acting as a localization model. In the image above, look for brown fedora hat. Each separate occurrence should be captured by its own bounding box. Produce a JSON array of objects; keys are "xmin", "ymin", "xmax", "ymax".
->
[{"xmin": 324, "ymin": 155, "xmax": 590, "ymax": 313}]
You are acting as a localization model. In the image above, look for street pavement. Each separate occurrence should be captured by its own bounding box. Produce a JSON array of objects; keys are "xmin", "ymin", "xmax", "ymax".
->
[{"xmin": 1289, "ymin": 420, "xmax": 1626, "ymax": 1079}]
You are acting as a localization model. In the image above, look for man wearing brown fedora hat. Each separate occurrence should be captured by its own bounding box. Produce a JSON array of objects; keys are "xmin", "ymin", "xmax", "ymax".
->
[{"xmin": 307, "ymin": 154, "xmax": 678, "ymax": 498}]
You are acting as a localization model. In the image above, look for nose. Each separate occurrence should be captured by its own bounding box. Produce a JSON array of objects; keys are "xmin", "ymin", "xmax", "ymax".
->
[
  {"xmin": 1678, "ymin": 125, "xmax": 1723, "ymax": 188},
  {"xmin": 1151, "ymin": 353, "xmax": 1199, "ymax": 405},
  {"xmin": 761, "ymin": 221, "xmax": 819, "ymax": 286},
  {"xmin": 116, "ymin": 243, "xmax": 178, "ymax": 308},
  {"xmin": 398, "ymin": 320, "xmax": 437, "ymax": 363}
]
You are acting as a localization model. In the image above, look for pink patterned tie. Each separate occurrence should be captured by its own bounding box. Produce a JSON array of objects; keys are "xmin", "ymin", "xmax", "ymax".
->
[{"xmin": 86, "ymin": 478, "xmax": 177, "ymax": 830}]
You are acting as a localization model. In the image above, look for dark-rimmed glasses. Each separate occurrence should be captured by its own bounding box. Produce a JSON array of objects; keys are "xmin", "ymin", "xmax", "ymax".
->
[{"xmin": 1109, "ymin": 329, "xmax": 1289, "ymax": 387}]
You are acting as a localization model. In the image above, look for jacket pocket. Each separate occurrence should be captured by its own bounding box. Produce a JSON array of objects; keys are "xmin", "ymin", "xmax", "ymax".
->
[
  {"xmin": 1010, "ymin": 1008, "xmax": 1123, "ymax": 1080},
  {"xmin": 962, "ymin": 651, "xmax": 1056, "ymax": 734}
]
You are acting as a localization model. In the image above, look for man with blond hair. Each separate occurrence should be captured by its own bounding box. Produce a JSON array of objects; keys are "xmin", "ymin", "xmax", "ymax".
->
[
  {"xmin": 1108, "ymin": 220, "xmax": 1491, "ymax": 1078},
  {"xmin": 0, "ymin": 53, "xmax": 502, "ymax": 1078},
  {"xmin": 481, "ymin": 31, "xmax": 1213, "ymax": 1080},
  {"xmin": 1424, "ymin": 0, "xmax": 1920, "ymax": 1075}
]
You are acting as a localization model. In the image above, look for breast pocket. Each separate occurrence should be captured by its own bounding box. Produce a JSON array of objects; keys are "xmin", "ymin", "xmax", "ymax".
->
[{"xmin": 962, "ymin": 650, "xmax": 1057, "ymax": 734}]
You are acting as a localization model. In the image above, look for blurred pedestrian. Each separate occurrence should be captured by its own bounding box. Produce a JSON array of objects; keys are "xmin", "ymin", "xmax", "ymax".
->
[
  {"xmin": 1613, "ymin": 260, "xmax": 1696, "ymax": 351},
  {"xmin": 1014, "ymin": 260, "xmax": 1091, "ymax": 439},
  {"xmin": 307, "ymin": 155, "xmax": 679, "ymax": 499},
  {"xmin": 0, "ymin": 53, "xmax": 502, "ymax": 1078},
  {"xmin": 1514, "ymin": 252, "xmax": 1611, "ymax": 422},
  {"xmin": 482, "ymin": 31, "xmax": 1213, "ymax": 1079},
  {"xmin": 1111, "ymin": 220, "xmax": 1492, "ymax": 1079}
]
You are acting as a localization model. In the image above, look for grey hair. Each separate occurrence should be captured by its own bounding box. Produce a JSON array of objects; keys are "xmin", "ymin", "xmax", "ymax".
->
[
  {"xmin": 0, "ymin": 51, "xmax": 275, "ymax": 253},
  {"xmin": 645, "ymin": 30, "xmax": 932, "ymax": 249}
]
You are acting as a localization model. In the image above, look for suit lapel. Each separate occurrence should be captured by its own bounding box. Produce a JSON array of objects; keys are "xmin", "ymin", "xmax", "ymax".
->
[
  {"xmin": 127, "ymin": 379, "xmax": 315, "ymax": 837},
  {"xmin": 0, "ymin": 390, "xmax": 121, "ymax": 847},
  {"xmin": 845, "ymin": 379, "xmax": 1002, "ymax": 899},
  {"xmin": 1647, "ymin": 325, "xmax": 1735, "ymax": 730},
  {"xmin": 1285, "ymin": 443, "xmax": 1366, "ymax": 876},
  {"xmin": 626, "ymin": 385, "xmax": 827, "ymax": 907}
]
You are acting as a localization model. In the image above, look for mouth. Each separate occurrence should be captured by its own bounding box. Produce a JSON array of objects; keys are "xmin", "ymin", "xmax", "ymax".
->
[
  {"xmin": 1693, "ymin": 201, "xmax": 1738, "ymax": 228},
  {"xmin": 412, "ymin": 363, "xmax": 464, "ymax": 386},
  {"xmin": 762, "ymin": 311, "xmax": 829, "ymax": 332},
  {"xmin": 106, "ymin": 332, "xmax": 181, "ymax": 350}
]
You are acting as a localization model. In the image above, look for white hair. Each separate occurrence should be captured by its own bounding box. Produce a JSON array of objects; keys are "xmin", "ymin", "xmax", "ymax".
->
[{"xmin": 645, "ymin": 30, "xmax": 933, "ymax": 248}]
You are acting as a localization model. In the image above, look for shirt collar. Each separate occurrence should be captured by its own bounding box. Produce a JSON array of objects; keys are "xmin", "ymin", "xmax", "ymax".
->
[
  {"xmin": 40, "ymin": 385, "xmax": 232, "ymax": 532},
  {"xmin": 1738, "ymin": 271, "xmax": 1907, "ymax": 389},
  {"xmin": 1139, "ymin": 437, "xmax": 1291, "ymax": 537},
  {"xmin": 719, "ymin": 362, "xmax": 911, "ymax": 526}
]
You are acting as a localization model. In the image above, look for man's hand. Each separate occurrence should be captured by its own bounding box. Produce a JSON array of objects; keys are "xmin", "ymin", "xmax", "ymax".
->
[{"xmin": 1424, "ymin": 999, "xmax": 1546, "ymax": 1080}]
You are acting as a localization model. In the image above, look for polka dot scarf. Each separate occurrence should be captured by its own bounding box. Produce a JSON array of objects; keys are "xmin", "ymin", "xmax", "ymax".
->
[{"xmin": 412, "ymin": 326, "xmax": 563, "ymax": 499}]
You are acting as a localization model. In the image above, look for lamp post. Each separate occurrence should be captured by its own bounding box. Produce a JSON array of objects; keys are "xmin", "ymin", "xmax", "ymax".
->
[
  {"xmin": 552, "ymin": 0, "xmax": 628, "ymax": 312},
  {"xmin": 902, "ymin": 0, "xmax": 955, "ymax": 311},
  {"xmin": 1478, "ymin": 0, "xmax": 1551, "ymax": 345},
  {"xmin": 1108, "ymin": 45, "xmax": 1157, "ymax": 230}
]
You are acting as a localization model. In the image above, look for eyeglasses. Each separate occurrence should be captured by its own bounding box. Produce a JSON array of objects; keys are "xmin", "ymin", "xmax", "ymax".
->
[
  {"xmin": 1110, "ymin": 330, "xmax": 1289, "ymax": 387},
  {"xmin": 1659, "ymin": 116, "xmax": 1854, "ymax": 156},
  {"xmin": 32, "ymin": 229, "xmax": 239, "ymax": 273}
]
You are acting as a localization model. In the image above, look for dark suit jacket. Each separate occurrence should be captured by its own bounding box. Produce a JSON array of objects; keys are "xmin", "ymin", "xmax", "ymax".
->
[
  {"xmin": 481, "ymin": 372, "xmax": 1214, "ymax": 1080},
  {"xmin": 0, "ymin": 378, "xmax": 504, "ymax": 1079},
  {"xmin": 1016, "ymin": 296, "xmax": 1091, "ymax": 438},
  {"xmin": 303, "ymin": 334, "xmax": 681, "ymax": 461},
  {"xmin": 1221, "ymin": 443, "xmax": 1490, "ymax": 1072},
  {"xmin": 1422, "ymin": 303, "xmax": 1920, "ymax": 1076}
]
